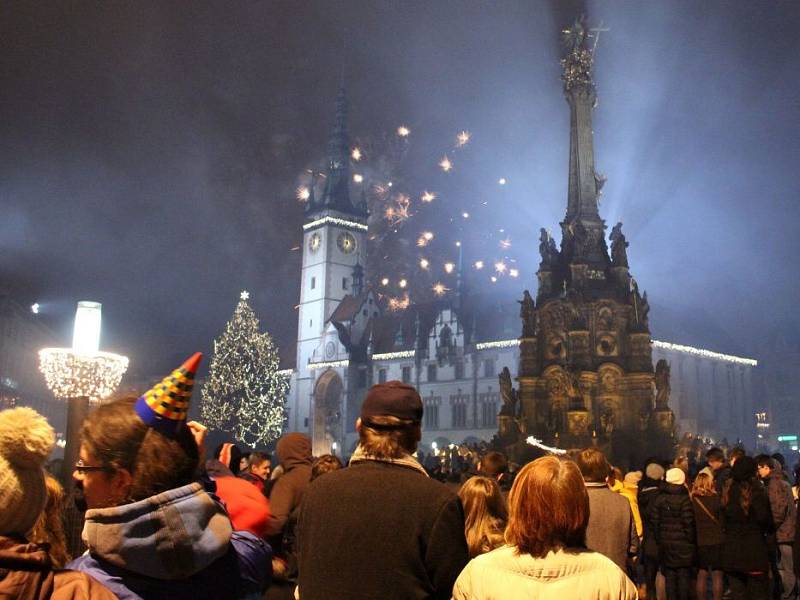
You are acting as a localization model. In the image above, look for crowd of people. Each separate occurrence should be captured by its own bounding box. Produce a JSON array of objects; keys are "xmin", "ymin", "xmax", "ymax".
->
[{"xmin": 1, "ymin": 354, "xmax": 799, "ymax": 599}]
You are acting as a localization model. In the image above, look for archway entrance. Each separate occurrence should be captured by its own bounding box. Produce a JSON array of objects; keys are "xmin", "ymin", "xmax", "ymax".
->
[{"xmin": 312, "ymin": 369, "xmax": 343, "ymax": 457}]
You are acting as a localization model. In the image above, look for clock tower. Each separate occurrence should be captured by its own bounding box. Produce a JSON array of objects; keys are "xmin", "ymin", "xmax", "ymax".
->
[{"xmin": 296, "ymin": 83, "xmax": 368, "ymax": 373}]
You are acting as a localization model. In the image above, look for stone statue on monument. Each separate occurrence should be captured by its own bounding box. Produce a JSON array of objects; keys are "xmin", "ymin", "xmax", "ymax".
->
[
  {"xmin": 655, "ymin": 359, "xmax": 671, "ymax": 409},
  {"xmin": 498, "ymin": 366, "xmax": 518, "ymax": 417},
  {"xmin": 539, "ymin": 228, "xmax": 558, "ymax": 267},
  {"xmin": 610, "ymin": 222, "xmax": 629, "ymax": 267},
  {"xmin": 519, "ymin": 290, "xmax": 536, "ymax": 338}
]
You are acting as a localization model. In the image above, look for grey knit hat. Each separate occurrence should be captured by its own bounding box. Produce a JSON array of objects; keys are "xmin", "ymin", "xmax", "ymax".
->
[
  {"xmin": 645, "ymin": 462, "xmax": 665, "ymax": 481},
  {"xmin": 0, "ymin": 407, "xmax": 55, "ymax": 535}
]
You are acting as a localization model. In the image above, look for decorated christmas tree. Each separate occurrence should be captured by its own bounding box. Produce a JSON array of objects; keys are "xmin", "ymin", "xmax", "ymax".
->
[{"xmin": 201, "ymin": 291, "xmax": 289, "ymax": 447}]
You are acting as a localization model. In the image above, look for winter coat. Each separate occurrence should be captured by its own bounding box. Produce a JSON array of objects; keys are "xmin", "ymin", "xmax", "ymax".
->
[
  {"xmin": 67, "ymin": 483, "xmax": 271, "ymax": 600},
  {"xmin": 638, "ymin": 478, "xmax": 662, "ymax": 560},
  {"xmin": 296, "ymin": 452, "xmax": 469, "ymax": 600},
  {"xmin": 265, "ymin": 433, "xmax": 312, "ymax": 540},
  {"xmin": 584, "ymin": 483, "xmax": 639, "ymax": 571},
  {"xmin": 205, "ymin": 459, "xmax": 271, "ymax": 538},
  {"xmin": 651, "ymin": 483, "xmax": 695, "ymax": 568},
  {"xmin": 618, "ymin": 483, "xmax": 643, "ymax": 538},
  {"xmin": 692, "ymin": 494, "xmax": 723, "ymax": 547},
  {"xmin": 0, "ymin": 537, "xmax": 117, "ymax": 600},
  {"xmin": 719, "ymin": 480, "xmax": 774, "ymax": 573},
  {"xmin": 764, "ymin": 471, "xmax": 796, "ymax": 543},
  {"xmin": 453, "ymin": 545, "xmax": 637, "ymax": 600}
]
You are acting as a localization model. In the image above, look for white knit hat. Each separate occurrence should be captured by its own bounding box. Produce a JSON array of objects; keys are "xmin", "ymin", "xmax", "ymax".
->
[
  {"xmin": 665, "ymin": 467, "xmax": 686, "ymax": 486},
  {"xmin": 0, "ymin": 407, "xmax": 55, "ymax": 535}
]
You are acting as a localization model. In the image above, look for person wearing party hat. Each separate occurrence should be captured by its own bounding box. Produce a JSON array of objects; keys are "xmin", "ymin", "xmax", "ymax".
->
[
  {"xmin": 0, "ymin": 406, "xmax": 117, "ymax": 598},
  {"xmin": 67, "ymin": 353, "xmax": 271, "ymax": 600}
]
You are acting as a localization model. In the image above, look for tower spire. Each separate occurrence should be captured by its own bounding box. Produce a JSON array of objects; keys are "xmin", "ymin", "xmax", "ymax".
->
[
  {"xmin": 306, "ymin": 78, "xmax": 366, "ymax": 218},
  {"xmin": 561, "ymin": 16, "xmax": 605, "ymax": 225}
]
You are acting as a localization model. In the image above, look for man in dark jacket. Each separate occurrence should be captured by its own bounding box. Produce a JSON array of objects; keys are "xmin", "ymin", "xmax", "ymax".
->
[
  {"xmin": 652, "ymin": 468, "xmax": 695, "ymax": 600},
  {"xmin": 758, "ymin": 455, "xmax": 796, "ymax": 599},
  {"xmin": 297, "ymin": 381, "xmax": 470, "ymax": 600}
]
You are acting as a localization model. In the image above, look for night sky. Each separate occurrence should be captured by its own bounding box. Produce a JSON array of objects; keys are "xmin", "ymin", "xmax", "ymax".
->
[{"xmin": 2, "ymin": 1, "xmax": 798, "ymax": 379}]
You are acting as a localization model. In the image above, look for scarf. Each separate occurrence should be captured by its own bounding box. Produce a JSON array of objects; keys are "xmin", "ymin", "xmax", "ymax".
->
[{"xmin": 349, "ymin": 445, "xmax": 429, "ymax": 477}]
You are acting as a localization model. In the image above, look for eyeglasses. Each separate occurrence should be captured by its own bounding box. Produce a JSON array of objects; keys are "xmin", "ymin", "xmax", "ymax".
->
[{"xmin": 74, "ymin": 458, "xmax": 108, "ymax": 474}]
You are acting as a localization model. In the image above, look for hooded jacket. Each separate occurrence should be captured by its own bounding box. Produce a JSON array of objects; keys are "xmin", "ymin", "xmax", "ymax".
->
[
  {"xmin": 453, "ymin": 546, "xmax": 637, "ymax": 600},
  {"xmin": 0, "ymin": 536, "xmax": 117, "ymax": 600},
  {"xmin": 67, "ymin": 483, "xmax": 270, "ymax": 600},
  {"xmin": 265, "ymin": 433, "xmax": 312, "ymax": 539},
  {"xmin": 651, "ymin": 482, "xmax": 695, "ymax": 567}
]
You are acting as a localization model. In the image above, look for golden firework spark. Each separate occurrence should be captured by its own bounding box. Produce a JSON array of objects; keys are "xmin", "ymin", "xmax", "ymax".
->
[
  {"xmin": 444, "ymin": 262, "xmax": 455, "ymax": 274},
  {"xmin": 490, "ymin": 276, "xmax": 498, "ymax": 283},
  {"xmin": 397, "ymin": 125, "xmax": 410, "ymax": 137},
  {"xmin": 462, "ymin": 212, "xmax": 470, "ymax": 219},
  {"xmin": 385, "ymin": 193, "xmax": 411, "ymax": 226},
  {"xmin": 351, "ymin": 147, "xmax": 362, "ymax": 161},
  {"xmin": 474, "ymin": 260, "xmax": 484, "ymax": 270},
  {"xmin": 296, "ymin": 186, "xmax": 310, "ymax": 201},
  {"xmin": 398, "ymin": 278, "xmax": 408, "ymax": 289},
  {"xmin": 509, "ymin": 268, "xmax": 520, "ymax": 278},
  {"xmin": 432, "ymin": 282, "xmax": 449, "ymax": 296},
  {"xmin": 419, "ymin": 258, "xmax": 430, "ymax": 269},
  {"xmin": 499, "ymin": 238, "xmax": 512, "ymax": 249},
  {"xmin": 456, "ymin": 130, "xmax": 471, "ymax": 147},
  {"xmin": 388, "ymin": 294, "xmax": 410, "ymax": 311},
  {"xmin": 353, "ymin": 173, "xmax": 363, "ymax": 183},
  {"xmin": 381, "ymin": 277, "xmax": 390, "ymax": 286},
  {"xmin": 421, "ymin": 191, "xmax": 436, "ymax": 203},
  {"xmin": 494, "ymin": 261, "xmax": 507, "ymax": 274},
  {"xmin": 439, "ymin": 155, "xmax": 453, "ymax": 172},
  {"xmin": 498, "ymin": 177, "xmax": 507, "ymax": 185}
]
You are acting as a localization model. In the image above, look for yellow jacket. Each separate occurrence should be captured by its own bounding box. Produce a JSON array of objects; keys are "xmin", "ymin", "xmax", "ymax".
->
[{"xmin": 617, "ymin": 483, "xmax": 643, "ymax": 538}]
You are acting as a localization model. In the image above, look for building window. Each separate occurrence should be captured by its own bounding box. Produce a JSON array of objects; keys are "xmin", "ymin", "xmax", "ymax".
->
[
  {"xmin": 342, "ymin": 277, "xmax": 348, "ymax": 290},
  {"xmin": 309, "ymin": 319, "xmax": 312, "ymax": 327},
  {"xmin": 427, "ymin": 364, "xmax": 437, "ymax": 382},
  {"xmin": 402, "ymin": 366, "xmax": 412, "ymax": 383},
  {"xmin": 483, "ymin": 359, "xmax": 495, "ymax": 378},
  {"xmin": 310, "ymin": 276, "xmax": 316, "ymax": 290},
  {"xmin": 451, "ymin": 398, "xmax": 467, "ymax": 428},
  {"xmin": 479, "ymin": 391, "xmax": 499, "ymax": 428},
  {"xmin": 455, "ymin": 361, "xmax": 465, "ymax": 380},
  {"xmin": 378, "ymin": 368, "xmax": 387, "ymax": 384},
  {"xmin": 362, "ymin": 309, "xmax": 368, "ymax": 316},
  {"xmin": 424, "ymin": 397, "xmax": 440, "ymax": 430}
]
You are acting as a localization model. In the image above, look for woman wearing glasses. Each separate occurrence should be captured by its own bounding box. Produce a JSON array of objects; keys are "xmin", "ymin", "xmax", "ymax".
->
[{"xmin": 67, "ymin": 354, "xmax": 271, "ymax": 600}]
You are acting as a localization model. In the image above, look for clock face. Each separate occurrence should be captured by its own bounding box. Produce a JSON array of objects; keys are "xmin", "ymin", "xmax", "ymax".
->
[
  {"xmin": 325, "ymin": 341, "xmax": 336, "ymax": 358},
  {"xmin": 337, "ymin": 232, "xmax": 356, "ymax": 254},
  {"xmin": 308, "ymin": 232, "xmax": 321, "ymax": 253}
]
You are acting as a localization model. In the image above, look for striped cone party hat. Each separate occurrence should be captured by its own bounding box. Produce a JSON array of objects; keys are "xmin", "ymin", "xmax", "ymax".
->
[{"xmin": 134, "ymin": 352, "xmax": 202, "ymax": 436}]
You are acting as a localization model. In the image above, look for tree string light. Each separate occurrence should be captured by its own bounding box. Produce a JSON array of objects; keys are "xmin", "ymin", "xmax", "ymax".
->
[{"xmin": 200, "ymin": 293, "xmax": 289, "ymax": 447}]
